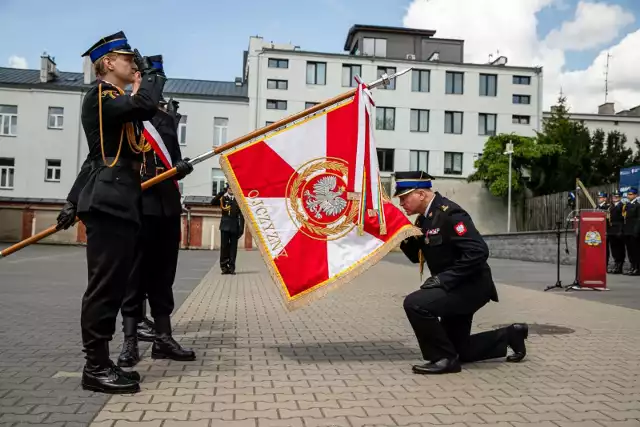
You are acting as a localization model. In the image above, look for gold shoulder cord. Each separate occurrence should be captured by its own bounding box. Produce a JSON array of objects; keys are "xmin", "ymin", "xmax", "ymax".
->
[
  {"xmin": 97, "ymin": 83, "xmax": 151, "ymax": 168},
  {"xmin": 220, "ymin": 198, "xmax": 231, "ymax": 212}
]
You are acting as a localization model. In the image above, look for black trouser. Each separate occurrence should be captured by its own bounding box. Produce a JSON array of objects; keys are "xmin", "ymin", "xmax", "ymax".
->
[
  {"xmin": 220, "ymin": 231, "xmax": 239, "ymax": 271},
  {"xmin": 80, "ymin": 212, "xmax": 139, "ymax": 365},
  {"xmin": 403, "ymin": 286, "xmax": 508, "ymax": 363},
  {"xmin": 609, "ymin": 235, "xmax": 626, "ymax": 263},
  {"xmin": 624, "ymin": 235, "xmax": 639, "ymax": 267},
  {"xmin": 122, "ymin": 215, "xmax": 181, "ymax": 320}
]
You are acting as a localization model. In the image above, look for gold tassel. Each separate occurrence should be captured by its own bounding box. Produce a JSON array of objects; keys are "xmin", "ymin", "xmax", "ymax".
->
[{"xmin": 379, "ymin": 222, "xmax": 387, "ymax": 236}]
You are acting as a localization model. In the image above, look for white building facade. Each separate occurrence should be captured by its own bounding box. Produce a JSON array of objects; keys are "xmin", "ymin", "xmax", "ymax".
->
[
  {"xmin": 245, "ymin": 25, "xmax": 543, "ymax": 196},
  {"xmin": 1, "ymin": 24, "xmax": 543, "ymax": 208}
]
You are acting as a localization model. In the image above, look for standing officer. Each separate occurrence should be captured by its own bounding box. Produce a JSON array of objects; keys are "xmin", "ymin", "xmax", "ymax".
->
[
  {"xmin": 118, "ymin": 55, "xmax": 195, "ymax": 367},
  {"xmin": 211, "ymin": 184, "xmax": 244, "ymax": 274},
  {"xmin": 55, "ymin": 31, "xmax": 165, "ymax": 394},
  {"xmin": 597, "ymin": 192, "xmax": 611, "ymax": 268},
  {"xmin": 395, "ymin": 171, "xmax": 528, "ymax": 375},
  {"xmin": 607, "ymin": 191, "xmax": 626, "ymax": 274},
  {"xmin": 623, "ymin": 187, "xmax": 640, "ymax": 275}
]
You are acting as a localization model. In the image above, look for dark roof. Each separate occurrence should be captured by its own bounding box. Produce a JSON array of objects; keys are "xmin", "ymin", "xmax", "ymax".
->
[
  {"xmin": 0, "ymin": 67, "xmax": 248, "ymax": 100},
  {"xmin": 344, "ymin": 24, "xmax": 438, "ymax": 51},
  {"xmin": 183, "ymin": 195, "xmax": 216, "ymax": 206}
]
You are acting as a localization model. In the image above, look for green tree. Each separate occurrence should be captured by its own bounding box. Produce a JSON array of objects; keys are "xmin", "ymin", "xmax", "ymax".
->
[
  {"xmin": 529, "ymin": 94, "xmax": 593, "ymax": 194},
  {"xmin": 467, "ymin": 133, "xmax": 561, "ymax": 198}
]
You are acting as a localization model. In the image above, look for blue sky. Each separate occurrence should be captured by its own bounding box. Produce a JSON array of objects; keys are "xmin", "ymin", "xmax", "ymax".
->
[{"xmin": 0, "ymin": 0, "xmax": 638, "ymax": 82}]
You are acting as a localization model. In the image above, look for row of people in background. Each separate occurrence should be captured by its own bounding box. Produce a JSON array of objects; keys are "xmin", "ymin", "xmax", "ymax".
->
[{"xmin": 597, "ymin": 188, "xmax": 640, "ymax": 276}]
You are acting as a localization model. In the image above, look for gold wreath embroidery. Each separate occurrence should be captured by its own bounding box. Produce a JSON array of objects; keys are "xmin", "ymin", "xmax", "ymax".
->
[
  {"xmin": 288, "ymin": 160, "xmax": 358, "ymax": 239},
  {"xmin": 101, "ymin": 90, "xmax": 118, "ymax": 99}
]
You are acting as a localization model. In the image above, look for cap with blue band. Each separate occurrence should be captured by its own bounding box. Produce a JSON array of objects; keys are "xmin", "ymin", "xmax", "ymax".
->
[{"xmin": 393, "ymin": 171, "xmax": 435, "ymax": 197}]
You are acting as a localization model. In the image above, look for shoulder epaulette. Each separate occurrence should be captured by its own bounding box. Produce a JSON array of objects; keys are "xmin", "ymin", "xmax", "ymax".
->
[
  {"xmin": 101, "ymin": 89, "xmax": 119, "ymax": 99},
  {"xmin": 439, "ymin": 205, "xmax": 449, "ymax": 212}
]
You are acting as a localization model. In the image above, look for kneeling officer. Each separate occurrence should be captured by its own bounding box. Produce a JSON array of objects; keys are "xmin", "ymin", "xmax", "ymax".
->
[{"xmin": 395, "ymin": 171, "xmax": 529, "ymax": 374}]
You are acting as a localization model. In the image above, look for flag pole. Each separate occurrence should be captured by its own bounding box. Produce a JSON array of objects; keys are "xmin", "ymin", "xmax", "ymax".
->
[{"xmin": 0, "ymin": 68, "xmax": 412, "ymax": 259}]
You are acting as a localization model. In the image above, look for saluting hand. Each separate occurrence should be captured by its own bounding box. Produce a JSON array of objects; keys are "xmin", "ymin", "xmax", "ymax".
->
[{"xmin": 132, "ymin": 72, "xmax": 141, "ymax": 95}]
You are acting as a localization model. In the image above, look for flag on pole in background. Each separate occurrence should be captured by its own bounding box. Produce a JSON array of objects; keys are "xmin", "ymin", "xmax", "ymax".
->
[{"xmin": 219, "ymin": 83, "xmax": 422, "ymax": 310}]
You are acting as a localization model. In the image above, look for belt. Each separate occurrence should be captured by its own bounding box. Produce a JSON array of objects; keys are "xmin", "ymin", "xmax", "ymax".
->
[
  {"xmin": 142, "ymin": 165, "xmax": 166, "ymax": 178},
  {"xmin": 91, "ymin": 157, "xmax": 141, "ymax": 171}
]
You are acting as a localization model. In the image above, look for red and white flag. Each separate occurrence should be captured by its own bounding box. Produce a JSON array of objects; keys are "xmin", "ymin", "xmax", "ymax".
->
[
  {"xmin": 142, "ymin": 120, "xmax": 179, "ymax": 190},
  {"xmin": 220, "ymin": 84, "xmax": 421, "ymax": 310}
]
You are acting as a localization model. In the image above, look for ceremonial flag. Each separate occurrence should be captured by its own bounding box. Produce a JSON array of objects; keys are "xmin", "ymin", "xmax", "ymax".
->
[
  {"xmin": 220, "ymin": 83, "xmax": 422, "ymax": 310},
  {"xmin": 142, "ymin": 120, "xmax": 179, "ymax": 190}
]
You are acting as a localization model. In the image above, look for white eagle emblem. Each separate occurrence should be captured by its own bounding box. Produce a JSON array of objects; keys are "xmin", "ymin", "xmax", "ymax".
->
[{"xmin": 303, "ymin": 175, "xmax": 347, "ymax": 219}]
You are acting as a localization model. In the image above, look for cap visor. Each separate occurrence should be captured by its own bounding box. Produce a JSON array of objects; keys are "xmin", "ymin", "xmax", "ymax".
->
[{"xmin": 394, "ymin": 188, "xmax": 416, "ymax": 197}]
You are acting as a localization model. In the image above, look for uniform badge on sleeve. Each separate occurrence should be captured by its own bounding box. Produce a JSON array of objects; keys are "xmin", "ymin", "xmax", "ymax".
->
[{"xmin": 454, "ymin": 221, "xmax": 467, "ymax": 236}]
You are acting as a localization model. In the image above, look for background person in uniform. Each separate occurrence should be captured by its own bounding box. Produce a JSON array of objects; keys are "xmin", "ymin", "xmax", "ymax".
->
[
  {"xmin": 623, "ymin": 187, "xmax": 640, "ymax": 275},
  {"xmin": 55, "ymin": 31, "xmax": 165, "ymax": 394},
  {"xmin": 118, "ymin": 55, "xmax": 195, "ymax": 367},
  {"xmin": 211, "ymin": 183, "xmax": 244, "ymax": 274},
  {"xmin": 597, "ymin": 192, "xmax": 611, "ymax": 268},
  {"xmin": 395, "ymin": 171, "xmax": 529, "ymax": 375},
  {"xmin": 607, "ymin": 191, "xmax": 626, "ymax": 274}
]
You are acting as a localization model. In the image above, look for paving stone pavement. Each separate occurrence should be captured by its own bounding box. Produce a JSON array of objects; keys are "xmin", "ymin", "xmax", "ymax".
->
[
  {"xmin": 75, "ymin": 251, "xmax": 640, "ymax": 427},
  {"xmin": 0, "ymin": 245, "xmax": 215, "ymax": 427}
]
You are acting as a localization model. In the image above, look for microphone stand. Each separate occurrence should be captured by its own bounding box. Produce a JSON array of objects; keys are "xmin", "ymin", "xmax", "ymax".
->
[{"xmin": 544, "ymin": 212, "xmax": 576, "ymax": 291}]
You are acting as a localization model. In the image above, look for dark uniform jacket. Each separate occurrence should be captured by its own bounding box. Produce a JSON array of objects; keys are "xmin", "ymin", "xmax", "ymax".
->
[
  {"xmin": 606, "ymin": 202, "xmax": 624, "ymax": 236},
  {"xmin": 400, "ymin": 192, "xmax": 499, "ymax": 302},
  {"xmin": 623, "ymin": 199, "xmax": 640, "ymax": 237},
  {"xmin": 67, "ymin": 79, "xmax": 162, "ymax": 225},
  {"xmin": 140, "ymin": 111, "xmax": 183, "ymax": 217},
  {"xmin": 212, "ymin": 190, "xmax": 244, "ymax": 235}
]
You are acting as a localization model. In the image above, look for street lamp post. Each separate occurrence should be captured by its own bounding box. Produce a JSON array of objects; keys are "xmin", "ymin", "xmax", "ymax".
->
[{"xmin": 504, "ymin": 142, "xmax": 514, "ymax": 233}]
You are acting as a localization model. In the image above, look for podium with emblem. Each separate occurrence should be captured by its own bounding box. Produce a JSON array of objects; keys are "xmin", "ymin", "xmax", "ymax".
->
[{"xmin": 567, "ymin": 209, "xmax": 609, "ymax": 291}]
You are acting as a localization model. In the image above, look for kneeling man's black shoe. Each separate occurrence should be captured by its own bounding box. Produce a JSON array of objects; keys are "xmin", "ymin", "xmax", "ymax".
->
[{"xmin": 412, "ymin": 357, "xmax": 461, "ymax": 375}]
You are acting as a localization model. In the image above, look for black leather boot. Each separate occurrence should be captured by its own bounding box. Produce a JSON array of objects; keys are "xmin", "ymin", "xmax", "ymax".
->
[
  {"xmin": 610, "ymin": 262, "xmax": 623, "ymax": 274},
  {"xmin": 137, "ymin": 317, "xmax": 156, "ymax": 342},
  {"xmin": 117, "ymin": 317, "xmax": 140, "ymax": 367},
  {"xmin": 82, "ymin": 344, "xmax": 140, "ymax": 394},
  {"xmin": 506, "ymin": 323, "xmax": 528, "ymax": 362},
  {"xmin": 151, "ymin": 316, "xmax": 196, "ymax": 361}
]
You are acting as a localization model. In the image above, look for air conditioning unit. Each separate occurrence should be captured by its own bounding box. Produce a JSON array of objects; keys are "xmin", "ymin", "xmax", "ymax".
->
[{"xmin": 406, "ymin": 54, "xmax": 416, "ymax": 60}]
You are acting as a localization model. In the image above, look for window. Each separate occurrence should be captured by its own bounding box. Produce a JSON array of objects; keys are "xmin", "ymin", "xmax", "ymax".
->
[
  {"xmin": 478, "ymin": 113, "xmax": 497, "ymax": 136},
  {"xmin": 306, "ymin": 61, "xmax": 326, "ymax": 85},
  {"xmin": 45, "ymin": 159, "xmax": 61, "ymax": 182},
  {"xmin": 380, "ymin": 176, "xmax": 392, "ymax": 198},
  {"xmin": 513, "ymin": 75, "xmax": 531, "ymax": 85},
  {"xmin": 513, "ymin": 95, "xmax": 531, "ymax": 104},
  {"xmin": 376, "ymin": 107, "xmax": 395, "ymax": 130},
  {"xmin": 267, "ymin": 79, "xmax": 288, "ymax": 90},
  {"xmin": 178, "ymin": 115, "xmax": 187, "ymax": 145},
  {"xmin": 377, "ymin": 67, "xmax": 396, "ymax": 90},
  {"xmin": 48, "ymin": 107, "xmax": 64, "ymax": 129},
  {"xmin": 266, "ymin": 99, "xmax": 287, "ymax": 110},
  {"xmin": 211, "ymin": 169, "xmax": 226, "ymax": 195},
  {"xmin": 512, "ymin": 115, "xmax": 530, "ymax": 124},
  {"xmin": 0, "ymin": 158, "xmax": 15, "ymax": 189},
  {"xmin": 377, "ymin": 148, "xmax": 394, "ymax": 172},
  {"xmin": 444, "ymin": 111, "xmax": 463, "ymax": 134},
  {"xmin": 265, "ymin": 121, "xmax": 275, "ymax": 126},
  {"xmin": 268, "ymin": 58, "xmax": 288, "ymax": 68},
  {"xmin": 362, "ymin": 38, "xmax": 387, "ymax": 57},
  {"xmin": 178, "ymin": 182, "xmax": 184, "ymax": 194},
  {"xmin": 410, "ymin": 150, "xmax": 428, "ymax": 172},
  {"xmin": 445, "ymin": 72, "xmax": 464, "ymax": 94},
  {"xmin": 305, "ymin": 102, "xmax": 319, "ymax": 109},
  {"xmin": 410, "ymin": 109, "xmax": 429, "ymax": 132},
  {"xmin": 0, "ymin": 105, "xmax": 18, "ymax": 136},
  {"xmin": 444, "ymin": 152, "xmax": 463, "ymax": 175},
  {"xmin": 479, "ymin": 74, "xmax": 497, "ymax": 97},
  {"xmin": 342, "ymin": 64, "xmax": 361, "ymax": 87},
  {"xmin": 213, "ymin": 117, "xmax": 228, "ymax": 147},
  {"xmin": 411, "ymin": 69, "xmax": 430, "ymax": 92}
]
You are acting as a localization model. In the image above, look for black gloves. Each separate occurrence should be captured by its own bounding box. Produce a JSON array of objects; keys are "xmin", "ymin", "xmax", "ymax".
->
[
  {"xmin": 174, "ymin": 158, "xmax": 193, "ymax": 180},
  {"xmin": 56, "ymin": 201, "xmax": 77, "ymax": 230},
  {"xmin": 420, "ymin": 275, "xmax": 442, "ymax": 290}
]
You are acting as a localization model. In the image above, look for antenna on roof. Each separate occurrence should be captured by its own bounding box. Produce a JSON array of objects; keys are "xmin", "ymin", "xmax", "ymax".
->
[{"xmin": 604, "ymin": 51, "xmax": 612, "ymax": 103}]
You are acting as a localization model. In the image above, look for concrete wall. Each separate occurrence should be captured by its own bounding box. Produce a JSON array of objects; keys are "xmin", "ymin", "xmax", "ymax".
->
[{"xmin": 483, "ymin": 230, "xmax": 577, "ymax": 265}]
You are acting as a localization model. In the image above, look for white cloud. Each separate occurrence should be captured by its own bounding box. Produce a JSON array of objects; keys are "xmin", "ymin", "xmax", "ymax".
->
[
  {"xmin": 8, "ymin": 55, "xmax": 28, "ymax": 69},
  {"xmin": 402, "ymin": 0, "xmax": 639, "ymax": 113},
  {"xmin": 544, "ymin": 1, "xmax": 634, "ymax": 51}
]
